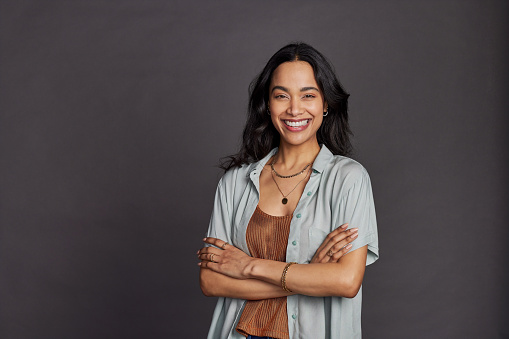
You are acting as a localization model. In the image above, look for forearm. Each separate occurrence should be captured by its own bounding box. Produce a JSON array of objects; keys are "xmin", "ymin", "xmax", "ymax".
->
[
  {"xmin": 199, "ymin": 236, "xmax": 367, "ymax": 298},
  {"xmin": 200, "ymin": 267, "xmax": 293, "ymax": 300},
  {"xmin": 247, "ymin": 246, "xmax": 368, "ymax": 298}
]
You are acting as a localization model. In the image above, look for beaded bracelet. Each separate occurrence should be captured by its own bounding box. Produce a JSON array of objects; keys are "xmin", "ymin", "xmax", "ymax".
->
[{"xmin": 281, "ymin": 262, "xmax": 297, "ymax": 292}]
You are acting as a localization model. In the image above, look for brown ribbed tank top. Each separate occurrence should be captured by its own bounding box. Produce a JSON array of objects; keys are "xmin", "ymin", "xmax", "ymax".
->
[{"xmin": 236, "ymin": 205, "xmax": 292, "ymax": 339}]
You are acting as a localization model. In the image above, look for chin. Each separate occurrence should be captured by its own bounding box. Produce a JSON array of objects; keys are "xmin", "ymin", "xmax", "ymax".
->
[{"xmin": 279, "ymin": 135, "xmax": 318, "ymax": 148}]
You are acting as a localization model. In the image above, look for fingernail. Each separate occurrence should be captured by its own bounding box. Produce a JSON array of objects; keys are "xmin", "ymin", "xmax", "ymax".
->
[
  {"xmin": 197, "ymin": 262, "xmax": 201, "ymax": 266},
  {"xmin": 202, "ymin": 238, "xmax": 207, "ymax": 241},
  {"xmin": 351, "ymin": 233, "xmax": 358, "ymax": 239},
  {"xmin": 341, "ymin": 224, "xmax": 348, "ymax": 228},
  {"xmin": 350, "ymin": 228, "xmax": 358, "ymax": 233},
  {"xmin": 345, "ymin": 243, "xmax": 352, "ymax": 250},
  {"xmin": 196, "ymin": 250, "xmax": 199, "ymax": 255}
]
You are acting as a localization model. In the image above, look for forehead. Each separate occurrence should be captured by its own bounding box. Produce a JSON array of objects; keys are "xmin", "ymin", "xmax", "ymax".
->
[{"xmin": 270, "ymin": 61, "xmax": 317, "ymax": 88}]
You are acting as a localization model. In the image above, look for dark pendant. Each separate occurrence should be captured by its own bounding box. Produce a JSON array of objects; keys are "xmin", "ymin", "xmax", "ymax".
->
[{"xmin": 282, "ymin": 198, "xmax": 288, "ymax": 204}]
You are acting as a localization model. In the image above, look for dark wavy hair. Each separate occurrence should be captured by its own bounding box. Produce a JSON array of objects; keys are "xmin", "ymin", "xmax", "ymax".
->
[{"xmin": 221, "ymin": 42, "xmax": 352, "ymax": 171}]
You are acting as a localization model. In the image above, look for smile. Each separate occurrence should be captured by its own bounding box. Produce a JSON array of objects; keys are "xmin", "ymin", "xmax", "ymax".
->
[{"xmin": 283, "ymin": 119, "xmax": 310, "ymax": 127}]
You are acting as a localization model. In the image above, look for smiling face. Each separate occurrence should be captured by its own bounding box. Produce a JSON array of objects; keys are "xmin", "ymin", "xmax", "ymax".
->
[{"xmin": 268, "ymin": 61, "xmax": 327, "ymax": 149}]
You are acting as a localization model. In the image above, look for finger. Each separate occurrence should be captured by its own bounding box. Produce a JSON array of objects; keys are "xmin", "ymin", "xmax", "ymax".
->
[
  {"xmin": 319, "ymin": 228, "xmax": 357, "ymax": 262},
  {"xmin": 203, "ymin": 237, "xmax": 229, "ymax": 250},
  {"xmin": 311, "ymin": 224, "xmax": 353, "ymax": 263},
  {"xmin": 329, "ymin": 230, "xmax": 358, "ymax": 254},
  {"xmin": 331, "ymin": 223, "xmax": 349, "ymax": 236},
  {"xmin": 322, "ymin": 224, "xmax": 350, "ymax": 247},
  {"xmin": 316, "ymin": 246, "xmax": 338, "ymax": 263},
  {"xmin": 337, "ymin": 223, "xmax": 349, "ymax": 231},
  {"xmin": 198, "ymin": 260, "xmax": 219, "ymax": 270},
  {"xmin": 321, "ymin": 224, "xmax": 349, "ymax": 247},
  {"xmin": 197, "ymin": 253, "xmax": 221, "ymax": 262},
  {"xmin": 319, "ymin": 250, "xmax": 334, "ymax": 263},
  {"xmin": 319, "ymin": 227, "xmax": 356, "ymax": 259},
  {"xmin": 197, "ymin": 246, "xmax": 222, "ymax": 255},
  {"xmin": 315, "ymin": 245, "xmax": 337, "ymax": 263},
  {"xmin": 329, "ymin": 243, "xmax": 353, "ymax": 262},
  {"xmin": 313, "ymin": 224, "xmax": 349, "ymax": 259}
]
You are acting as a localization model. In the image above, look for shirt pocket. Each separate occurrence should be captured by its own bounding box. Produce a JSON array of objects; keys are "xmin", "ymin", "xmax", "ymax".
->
[{"xmin": 307, "ymin": 227, "xmax": 329, "ymax": 262}]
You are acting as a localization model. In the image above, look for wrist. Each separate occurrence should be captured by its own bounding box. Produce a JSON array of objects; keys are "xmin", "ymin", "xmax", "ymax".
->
[
  {"xmin": 244, "ymin": 258, "xmax": 262, "ymax": 279},
  {"xmin": 246, "ymin": 259, "xmax": 290, "ymax": 288},
  {"xmin": 281, "ymin": 262, "xmax": 297, "ymax": 292}
]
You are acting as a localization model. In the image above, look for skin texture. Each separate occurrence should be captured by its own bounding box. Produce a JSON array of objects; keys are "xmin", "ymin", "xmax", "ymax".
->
[
  {"xmin": 259, "ymin": 61, "xmax": 326, "ymax": 217},
  {"xmin": 269, "ymin": 61, "xmax": 326, "ymax": 151},
  {"xmin": 199, "ymin": 60, "xmax": 368, "ymax": 299}
]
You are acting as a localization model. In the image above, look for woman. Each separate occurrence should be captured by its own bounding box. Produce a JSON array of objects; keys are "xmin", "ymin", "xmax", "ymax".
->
[{"xmin": 198, "ymin": 43, "xmax": 379, "ymax": 339}]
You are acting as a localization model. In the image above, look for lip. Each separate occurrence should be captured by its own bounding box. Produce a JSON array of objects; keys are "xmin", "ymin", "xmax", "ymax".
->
[{"xmin": 281, "ymin": 119, "xmax": 311, "ymax": 132}]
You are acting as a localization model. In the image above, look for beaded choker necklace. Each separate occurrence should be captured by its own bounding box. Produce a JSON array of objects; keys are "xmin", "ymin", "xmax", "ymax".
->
[{"xmin": 270, "ymin": 158, "xmax": 311, "ymax": 179}]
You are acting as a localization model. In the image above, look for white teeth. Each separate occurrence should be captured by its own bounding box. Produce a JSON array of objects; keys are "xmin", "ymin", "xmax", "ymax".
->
[{"xmin": 284, "ymin": 120, "xmax": 309, "ymax": 127}]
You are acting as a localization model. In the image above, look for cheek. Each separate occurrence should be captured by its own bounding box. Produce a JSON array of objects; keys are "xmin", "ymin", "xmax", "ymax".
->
[
  {"xmin": 311, "ymin": 105, "xmax": 324, "ymax": 118},
  {"xmin": 313, "ymin": 111, "xmax": 324, "ymax": 129},
  {"xmin": 269, "ymin": 100, "xmax": 285, "ymax": 113},
  {"xmin": 315, "ymin": 117, "xmax": 324, "ymax": 130}
]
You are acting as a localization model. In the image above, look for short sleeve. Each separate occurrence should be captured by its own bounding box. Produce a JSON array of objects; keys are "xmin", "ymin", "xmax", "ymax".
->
[
  {"xmin": 205, "ymin": 177, "xmax": 233, "ymax": 246},
  {"xmin": 337, "ymin": 167, "xmax": 379, "ymax": 266}
]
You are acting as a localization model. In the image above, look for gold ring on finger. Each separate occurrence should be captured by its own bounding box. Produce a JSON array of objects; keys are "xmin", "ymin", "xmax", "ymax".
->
[
  {"xmin": 210, "ymin": 253, "xmax": 215, "ymax": 262},
  {"xmin": 327, "ymin": 249, "xmax": 334, "ymax": 257}
]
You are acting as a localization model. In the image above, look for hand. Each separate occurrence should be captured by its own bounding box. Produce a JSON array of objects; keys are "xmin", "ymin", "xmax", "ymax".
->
[
  {"xmin": 311, "ymin": 224, "xmax": 358, "ymax": 263},
  {"xmin": 198, "ymin": 237, "xmax": 255, "ymax": 280}
]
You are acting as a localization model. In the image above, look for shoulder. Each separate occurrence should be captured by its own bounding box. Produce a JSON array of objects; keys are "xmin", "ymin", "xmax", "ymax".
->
[
  {"xmin": 328, "ymin": 155, "xmax": 368, "ymax": 176},
  {"xmin": 218, "ymin": 148, "xmax": 276, "ymax": 188},
  {"xmin": 325, "ymin": 155, "xmax": 371, "ymax": 191},
  {"xmin": 217, "ymin": 162, "xmax": 253, "ymax": 190}
]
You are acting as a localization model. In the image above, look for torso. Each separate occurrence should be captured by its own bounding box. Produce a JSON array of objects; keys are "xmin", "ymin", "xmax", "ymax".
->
[{"xmin": 206, "ymin": 145, "xmax": 379, "ymax": 339}]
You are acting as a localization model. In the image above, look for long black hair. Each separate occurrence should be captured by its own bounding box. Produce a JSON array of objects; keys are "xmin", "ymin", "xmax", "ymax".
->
[{"xmin": 221, "ymin": 42, "xmax": 352, "ymax": 171}]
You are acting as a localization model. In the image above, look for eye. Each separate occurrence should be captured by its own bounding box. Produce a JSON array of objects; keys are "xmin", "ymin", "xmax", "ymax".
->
[
  {"xmin": 274, "ymin": 94, "xmax": 289, "ymax": 99},
  {"xmin": 303, "ymin": 94, "xmax": 316, "ymax": 99}
]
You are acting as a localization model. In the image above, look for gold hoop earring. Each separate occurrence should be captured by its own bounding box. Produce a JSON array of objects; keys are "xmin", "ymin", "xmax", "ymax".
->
[{"xmin": 323, "ymin": 107, "xmax": 329, "ymax": 117}]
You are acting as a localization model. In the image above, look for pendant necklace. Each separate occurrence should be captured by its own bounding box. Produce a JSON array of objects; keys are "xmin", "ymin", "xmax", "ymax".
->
[{"xmin": 271, "ymin": 166, "xmax": 311, "ymax": 204}]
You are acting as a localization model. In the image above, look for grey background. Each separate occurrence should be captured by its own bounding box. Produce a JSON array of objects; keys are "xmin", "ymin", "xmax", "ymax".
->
[{"xmin": 1, "ymin": 0, "xmax": 508, "ymax": 338}]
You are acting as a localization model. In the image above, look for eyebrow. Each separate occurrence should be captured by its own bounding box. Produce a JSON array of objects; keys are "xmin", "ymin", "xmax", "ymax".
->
[{"xmin": 271, "ymin": 85, "xmax": 320, "ymax": 93}]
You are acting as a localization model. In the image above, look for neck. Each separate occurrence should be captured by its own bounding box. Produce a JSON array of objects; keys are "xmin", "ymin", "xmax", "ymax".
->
[{"xmin": 275, "ymin": 141, "xmax": 321, "ymax": 169}]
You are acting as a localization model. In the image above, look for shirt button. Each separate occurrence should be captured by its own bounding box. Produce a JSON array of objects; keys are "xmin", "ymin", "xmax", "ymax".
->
[
  {"xmin": 292, "ymin": 240, "xmax": 297, "ymax": 246},
  {"xmin": 296, "ymin": 213, "xmax": 301, "ymax": 218},
  {"xmin": 292, "ymin": 314, "xmax": 297, "ymax": 319},
  {"xmin": 307, "ymin": 191, "xmax": 312, "ymax": 196}
]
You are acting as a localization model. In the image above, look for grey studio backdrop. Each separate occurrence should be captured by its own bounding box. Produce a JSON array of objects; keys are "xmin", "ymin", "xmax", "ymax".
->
[{"xmin": 0, "ymin": 1, "xmax": 508, "ymax": 338}]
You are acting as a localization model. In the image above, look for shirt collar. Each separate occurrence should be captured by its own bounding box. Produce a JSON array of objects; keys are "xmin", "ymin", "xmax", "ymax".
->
[
  {"xmin": 311, "ymin": 144, "xmax": 334, "ymax": 174},
  {"xmin": 246, "ymin": 148, "xmax": 278, "ymax": 177}
]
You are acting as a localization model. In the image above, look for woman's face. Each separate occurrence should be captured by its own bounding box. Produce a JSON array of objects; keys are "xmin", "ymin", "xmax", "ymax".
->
[{"xmin": 268, "ymin": 61, "xmax": 327, "ymax": 149}]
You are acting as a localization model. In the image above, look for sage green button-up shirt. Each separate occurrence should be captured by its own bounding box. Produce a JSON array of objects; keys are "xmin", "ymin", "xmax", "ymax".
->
[{"xmin": 205, "ymin": 145, "xmax": 379, "ymax": 339}]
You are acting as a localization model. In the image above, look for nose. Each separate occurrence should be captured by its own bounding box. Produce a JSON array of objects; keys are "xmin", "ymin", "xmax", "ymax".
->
[{"xmin": 287, "ymin": 97, "xmax": 303, "ymax": 116}]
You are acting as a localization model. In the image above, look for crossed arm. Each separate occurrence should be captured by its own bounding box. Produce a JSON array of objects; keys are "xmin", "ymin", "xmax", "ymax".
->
[{"xmin": 198, "ymin": 224, "xmax": 367, "ymax": 299}]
